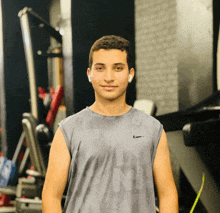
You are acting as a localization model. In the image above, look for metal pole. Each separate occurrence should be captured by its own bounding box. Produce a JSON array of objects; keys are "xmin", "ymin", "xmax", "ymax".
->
[
  {"xmin": 0, "ymin": 0, "xmax": 7, "ymax": 157},
  {"xmin": 18, "ymin": 7, "xmax": 38, "ymax": 120}
]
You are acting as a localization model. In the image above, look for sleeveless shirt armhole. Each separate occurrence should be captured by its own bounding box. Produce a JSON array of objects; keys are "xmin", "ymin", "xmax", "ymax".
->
[
  {"xmin": 152, "ymin": 123, "xmax": 163, "ymax": 165},
  {"xmin": 58, "ymin": 122, "xmax": 72, "ymax": 158}
]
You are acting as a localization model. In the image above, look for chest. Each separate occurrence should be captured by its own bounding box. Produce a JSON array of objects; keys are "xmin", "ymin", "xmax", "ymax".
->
[{"xmin": 71, "ymin": 123, "xmax": 154, "ymax": 167}]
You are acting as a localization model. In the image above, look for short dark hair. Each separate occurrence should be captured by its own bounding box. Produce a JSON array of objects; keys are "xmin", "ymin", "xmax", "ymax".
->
[{"xmin": 88, "ymin": 35, "xmax": 133, "ymax": 69}]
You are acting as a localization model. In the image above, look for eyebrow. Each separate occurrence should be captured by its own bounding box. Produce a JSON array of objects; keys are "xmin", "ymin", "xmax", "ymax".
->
[
  {"xmin": 94, "ymin": 63, "xmax": 125, "ymax": 66},
  {"xmin": 94, "ymin": 63, "xmax": 105, "ymax": 66},
  {"xmin": 114, "ymin": 63, "xmax": 125, "ymax": 66}
]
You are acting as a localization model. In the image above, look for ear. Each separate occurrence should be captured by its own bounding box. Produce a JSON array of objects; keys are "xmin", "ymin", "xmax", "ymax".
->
[
  {"xmin": 87, "ymin": 68, "xmax": 91, "ymax": 78},
  {"xmin": 87, "ymin": 68, "xmax": 93, "ymax": 82},
  {"xmin": 129, "ymin": 68, "xmax": 135, "ymax": 81}
]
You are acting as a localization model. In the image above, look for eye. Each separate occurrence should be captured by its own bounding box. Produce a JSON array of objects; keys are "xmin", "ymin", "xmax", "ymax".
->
[
  {"xmin": 115, "ymin": 66, "xmax": 123, "ymax": 71},
  {"xmin": 96, "ymin": 67, "xmax": 103, "ymax": 71}
]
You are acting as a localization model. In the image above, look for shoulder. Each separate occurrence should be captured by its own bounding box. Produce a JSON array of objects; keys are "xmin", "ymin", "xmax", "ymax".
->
[
  {"xmin": 58, "ymin": 108, "xmax": 91, "ymax": 137},
  {"xmin": 59, "ymin": 107, "xmax": 89, "ymax": 127},
  {"xmin": 132, "ymin": 107, "xmax": 162, "ymax": 128},
  {"xmin": 58, "ymin": 108, "xmax": 90, "ymax": 149}
]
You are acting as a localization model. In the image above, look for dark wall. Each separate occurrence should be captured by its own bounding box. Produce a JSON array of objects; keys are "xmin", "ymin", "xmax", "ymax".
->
[
  {"xmin": 0, "ymin": 0, "xmax": 51, "ymax": 159},
  {"xmin": 62, "ymin": 0, "xmax": 136, "ymax": 115}
]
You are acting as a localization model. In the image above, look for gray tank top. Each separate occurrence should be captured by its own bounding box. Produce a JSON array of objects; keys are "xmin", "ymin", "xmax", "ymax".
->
[{"xmin": 59, "ymin": 106, "xmax": 163, "ymax": 213}]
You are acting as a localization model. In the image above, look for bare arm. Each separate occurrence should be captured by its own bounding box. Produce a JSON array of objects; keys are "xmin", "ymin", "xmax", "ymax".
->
[
  {"xmin": 153, "ymin": 130, "xmax": 179, "ymax": 213},
  {"xmin": 42, "ymin": 127, "xmax": 71, "ymax": 213}
]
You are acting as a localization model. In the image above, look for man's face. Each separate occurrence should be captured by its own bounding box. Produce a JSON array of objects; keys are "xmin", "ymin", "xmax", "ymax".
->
[{"xmin": 87, "ymin": 49, "xmax": 134, "ymax": 102}]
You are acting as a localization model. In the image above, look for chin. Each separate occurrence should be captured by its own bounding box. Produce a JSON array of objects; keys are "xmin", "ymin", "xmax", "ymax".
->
[
  {"xmin": 103, "ymin": 96, "xmax": 118, "ymax": 101},
  {"xmin": 95, "ymin": 90, "xmax": 127, "ymax": 102},
  {"xmin": 102, "ymin": 93, "xmax": 126, "ymax": 102}
]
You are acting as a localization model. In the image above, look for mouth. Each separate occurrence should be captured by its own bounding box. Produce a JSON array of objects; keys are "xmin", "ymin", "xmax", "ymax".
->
[{"xmin": 101, "ymin": 85, "xmax": 117, "ymax": 90}]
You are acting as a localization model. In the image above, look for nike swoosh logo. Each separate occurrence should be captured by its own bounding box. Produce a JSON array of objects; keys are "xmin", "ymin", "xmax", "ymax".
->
[{"xmin": 133, "ymin": 135, "xmax": 144, "ymax": 139}]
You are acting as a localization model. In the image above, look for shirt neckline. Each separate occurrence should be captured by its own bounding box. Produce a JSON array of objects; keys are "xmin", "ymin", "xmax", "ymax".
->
[{"xmin": 86, "ymin": 106, "xmax": 133, "ymax": 118}]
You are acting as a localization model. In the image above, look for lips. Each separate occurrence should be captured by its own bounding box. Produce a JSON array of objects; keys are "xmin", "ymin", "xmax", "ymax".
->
[
  {"xmin": 101, "ymin": 85, "xmax": 117, "ymax": 90},
  {"xmin": 102, "ymin": 85, "xmax": 116, "ymax": 87}
]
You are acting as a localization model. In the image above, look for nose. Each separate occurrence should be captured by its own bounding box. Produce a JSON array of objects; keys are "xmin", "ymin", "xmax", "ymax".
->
[{"xmin": 104, "ymin": 69, "xmax": 114, "ymax": 82}]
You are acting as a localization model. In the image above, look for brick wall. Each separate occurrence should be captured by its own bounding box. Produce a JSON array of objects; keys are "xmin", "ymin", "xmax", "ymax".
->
[{"xmin": 135, "ymin": 0, "xmax": 178, "ymax": 115}]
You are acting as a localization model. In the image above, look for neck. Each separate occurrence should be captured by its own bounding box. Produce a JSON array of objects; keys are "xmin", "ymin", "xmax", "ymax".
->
[{"xmin": 90, "ymin": 96, "xmax": 131, "ymax": 116}]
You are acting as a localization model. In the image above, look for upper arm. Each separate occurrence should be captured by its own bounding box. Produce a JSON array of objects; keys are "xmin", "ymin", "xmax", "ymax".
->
[
  {"xmin": 153, "ymin": 129, "xmax": 177, "ymax": 198},
  {"xmin": 42, "ymin": 127, "xmax": 71, "ymax": 200}
]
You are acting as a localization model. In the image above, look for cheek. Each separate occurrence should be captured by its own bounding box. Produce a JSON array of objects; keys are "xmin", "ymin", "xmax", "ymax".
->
[
  {"xmin": 93, "ymin": 72, "xmax": 104, "ymax": 80},
  {"xmin": 116, "ymin": 72, "xmax": 128, "ymax": 82}
]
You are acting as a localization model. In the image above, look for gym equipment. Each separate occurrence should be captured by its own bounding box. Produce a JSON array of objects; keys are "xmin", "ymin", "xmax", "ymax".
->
[
  {"xmin": 0, "ymin": 156, "xmax": 7, "ymax": 176},
  {"xmin": 22, "ymin": 113, "xmax": 46, "ymax": 176},
  {"xmin": 0, "ymin": 132, "xmax": 25, "ymax": 186},
  {"xmin": 12, "ymin": 6, "xmax": 64, "ymax": 212},
  {"xmin": 157, "ymin": 90, "xmax": 220, "ymax": 132},
  {"xmin": 15, "ymin": 198, "xmax": 42, "ymax": 213},
  {"xmin": 190, "ymin": 174, "xmax": 205, "ymax": 213},
  {"xmin": 156, "ymin": 90, "xmax": 220, "ymax": 212},
  {"xmin": 12, "ymin": 86, "xmax": 63, "ymax": 200},
  {"xmin": 0, "ymin": 6, "xmax": 63, "ymax": 211},
  {"xmin": 133, "ymin": 99, "xmax": 157, "ymax": 116},
  {"xmin": 18, "ymin": 7, "xmax": 62, "ymax": 121},
  {"xmin": 46, "ymin": 85, "xmax": 64, "ymax": 127},
  {"xmin": 38, "ymin": 87, "xmax": 51, "ymax": 113},
  {"xmin": 18, "ymin": 4, "xmax": 63, "ymax": 173},
  {"xmin": 183, "ymin": 113, "xmax": 220, "ymax": 146},
  {"xmin": 0, "ymin": 207, "xmax": 16, "ymax": 213}
]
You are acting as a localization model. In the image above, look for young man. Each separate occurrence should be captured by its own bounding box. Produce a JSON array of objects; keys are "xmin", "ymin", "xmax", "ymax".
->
[{"xmin": 42, "ymin": 35, "xmax": 178, "ymax": 213}]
